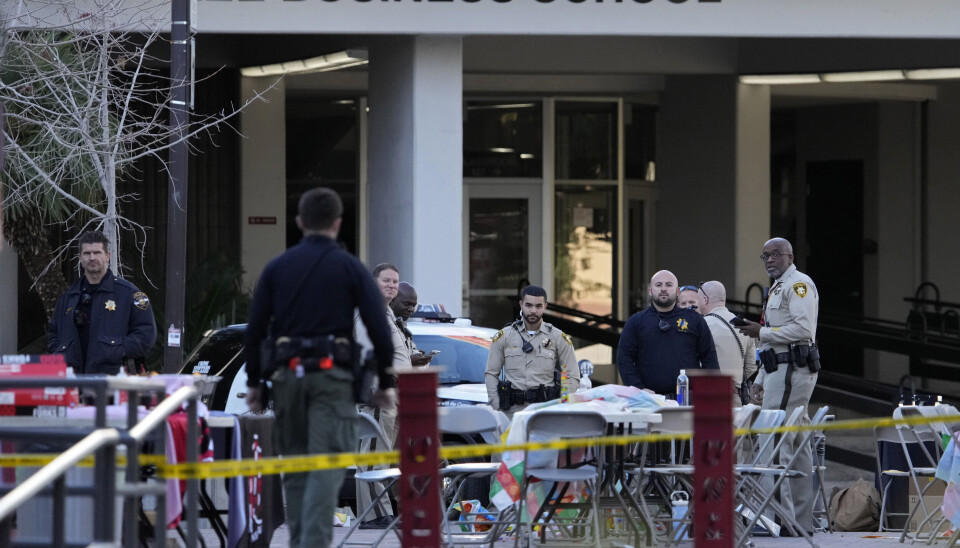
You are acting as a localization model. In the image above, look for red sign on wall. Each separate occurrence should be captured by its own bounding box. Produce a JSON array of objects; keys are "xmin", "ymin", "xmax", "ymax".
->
[{"xmin": 247, "ymin": 216, "xmax": 277, "ymax": 225}]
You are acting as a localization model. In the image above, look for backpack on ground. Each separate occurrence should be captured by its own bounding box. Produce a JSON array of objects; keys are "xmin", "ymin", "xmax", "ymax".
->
[{"xmin": 828, "ymin": 478, "xmax": 881, "ymax": 532}]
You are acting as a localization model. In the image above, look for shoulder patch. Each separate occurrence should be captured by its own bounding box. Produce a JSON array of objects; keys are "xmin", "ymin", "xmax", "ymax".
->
[
  {"xmin": 792, "ymin": 282, "xmax": 809, "ymax": 298},
  {"xmin": 561, "ymin": 332, "xmax": 574, "ymax": 346},
  {"xmin": 133, "ymin": 292, "xmax": 151, "ymax": 310},
  {"xmin": 491, "ymin": 329, "xmax": 504, "ymax": 343}
]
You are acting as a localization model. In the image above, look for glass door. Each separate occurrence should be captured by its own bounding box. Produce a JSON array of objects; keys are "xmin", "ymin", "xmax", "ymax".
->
[
  {"xmin": 463, "ymin": 183, "xmax": 542, "ymax": 329},
  {"xmin": 553, "ymin": 99, "xmax": 619, "ymax": 318},
  {"xmin": 623, "ymin": 184, "xmax": 658, "ymax": 316},
  {"xmin": 554, "ymin": 185, "xmax": 617, "ymax": 317}
]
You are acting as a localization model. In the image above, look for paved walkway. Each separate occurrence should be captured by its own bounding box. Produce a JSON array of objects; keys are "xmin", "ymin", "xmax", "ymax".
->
[{"xmin": 196, "ymin": 523, "xmax": 955, "ymax": 547}]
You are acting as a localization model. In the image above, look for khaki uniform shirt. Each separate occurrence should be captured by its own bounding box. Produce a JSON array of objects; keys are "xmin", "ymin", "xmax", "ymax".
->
[
  {"xmin": 354, "ymin": 307, "xmax": 413, "ymax": 373},
  {"xmin": 484, "ymin": 321, "xmax": 580, "ymax": 410},
  {"xmin": 386, "ymin": 307, "xmax": 413, "ymax": 373},
  {"xmin": 703, "ymin": 305, "xmax": 758, "ymax": 396},
  {"xmin": 395, "ymin": 317, "xmax": 419, "ymax": 357},
  {"xmin": 756, "ymin": 263, "xmax": 819, "ymax": 386}
]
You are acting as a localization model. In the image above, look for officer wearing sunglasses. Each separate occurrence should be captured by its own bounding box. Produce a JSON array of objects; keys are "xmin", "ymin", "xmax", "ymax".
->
[
  {"xmin": 484, "ymin": 285, "xmax": 579, "ymax": 417},
  {"xmin": 47, "ymin": 230, "xmax": 157, "ymax": 375}
]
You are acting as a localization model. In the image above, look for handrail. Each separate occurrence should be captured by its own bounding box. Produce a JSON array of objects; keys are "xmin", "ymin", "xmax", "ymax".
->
[
  {"xmin": 129, "ymin": 385, "xmax": 199, "ymax": 441},
  {"xmin": 0, "ymin": 383, "xmax": 201, "ymax": 546},
  {"xmin": 0, "ymin": 428, "xmax": 120, "ymax": 522}
]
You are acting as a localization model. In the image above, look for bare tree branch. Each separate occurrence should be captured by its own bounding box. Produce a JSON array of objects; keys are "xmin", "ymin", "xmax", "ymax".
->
[{"xmin": 1, "ymin": 0, "xmax": 275, "ymax": 313}]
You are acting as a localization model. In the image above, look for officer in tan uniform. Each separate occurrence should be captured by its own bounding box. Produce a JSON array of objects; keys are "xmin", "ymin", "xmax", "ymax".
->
[
  {"xmin": 484, "ymin": 285, "xmax": 580, "ymax": 417},
  {"xmin": 737, "ymin": 237, "xmax": 821, "ymax": 536}
]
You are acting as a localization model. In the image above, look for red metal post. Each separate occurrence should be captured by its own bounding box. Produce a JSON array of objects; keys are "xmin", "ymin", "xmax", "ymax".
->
[
  {"xmin": 397, "ymin": 370, "xmax": 441, "ymax": 548},
  {"xmin": 691, "ymin": 373, "xmax": 734, "ymax": 548}
]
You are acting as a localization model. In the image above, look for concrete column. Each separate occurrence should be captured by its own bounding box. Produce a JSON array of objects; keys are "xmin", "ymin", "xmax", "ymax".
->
[
  {"xmin": 927, "ymin": 83, "xmax": 960, "ymax": 303},
  {"xmin": 0, "ymin": 234, "xmax": 17, "ymax": 353},
  {"xmin": 240, "ymin": 76, "xmax": 287, "ymax": 289},
  {"xmin": 735, "ymin": 83, "xmax": 772, "ymax": 300},
  {"xmin": 870, "ymin": 102, "xmax": 918, "ymax": 383},
  {"xmin": 658, "ymin": 76, "xmax": 769, "ymax": 301},
  {"xmin": 367, "ymin": 36, "xmax": 463, "ymax": 315}
]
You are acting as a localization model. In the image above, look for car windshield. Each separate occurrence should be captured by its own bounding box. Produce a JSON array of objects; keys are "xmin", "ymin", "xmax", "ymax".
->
[
  {"xmin": 413, "ymin": 334, "xmax": 490, "ymax": 384},
  {"xmin": 181, "ymin": 329, "xmax": 244, "ymax": 377}
]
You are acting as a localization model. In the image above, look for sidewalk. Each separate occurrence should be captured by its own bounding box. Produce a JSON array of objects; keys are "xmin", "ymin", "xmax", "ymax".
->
[{"xmin": 198, "ymin": 523, "xmax": 946, "ymax": 547}]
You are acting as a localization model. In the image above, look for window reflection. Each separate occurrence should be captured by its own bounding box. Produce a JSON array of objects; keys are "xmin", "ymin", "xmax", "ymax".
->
[
  {"xmin": 554, "ymin": 186, "xmax": 617, "ymax": 317},
  {"xmin": 624, "ymin": 103, "xmax": 657, "ymax": 181},
  {"xmin": 469, "ymin": 198, "xmax": 529, "ymax": 328},
  {"xmin": 555, "ymin": 102, "xmax": 617, "ymax": 180},
  {"xmin": 463, "ymin": 101, "xmax": 542, "ymax": 178},
  {"xmin": 286, "ymin": 97, "xmax": 359, "ymax": 250}
]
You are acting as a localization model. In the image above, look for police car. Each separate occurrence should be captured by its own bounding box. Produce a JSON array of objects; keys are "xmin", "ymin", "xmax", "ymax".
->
[{"xmin": 180, "ymin": 309, "xmax": 593, "ymax": 414}]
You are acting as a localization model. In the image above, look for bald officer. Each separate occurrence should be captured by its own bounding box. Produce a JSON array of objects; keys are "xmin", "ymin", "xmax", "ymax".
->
[
  {"xmin": 737, "ymin": 237, "xmax": 821, "ymax": 535},
  {"xmin": 485, "ymin": 285, "xmax": 579, "ymax": 417},
  {"xmin": 697, "ymin": 280, "xmax": 757, "ymax": 405}
]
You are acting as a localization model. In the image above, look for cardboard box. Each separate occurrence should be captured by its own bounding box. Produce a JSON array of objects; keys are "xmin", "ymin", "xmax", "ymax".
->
[{"xmin": 908, "ymin": 476, "xmax": 945, "ymax": 534}]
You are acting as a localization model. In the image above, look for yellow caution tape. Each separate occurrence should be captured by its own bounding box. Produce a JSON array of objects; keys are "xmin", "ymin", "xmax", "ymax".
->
[
  {"xmin": 0, "ymin": 453, "xmax": 166, "ymax": 468},
  {"xmin": 2, "ymin": 412, "xmax": 956, "ymax": 480}
]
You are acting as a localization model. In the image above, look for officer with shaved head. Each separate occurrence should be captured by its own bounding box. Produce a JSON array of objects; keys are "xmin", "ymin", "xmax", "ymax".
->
[
  {"xmin": 736, "ymin": 237, "xmax": 821, "ymax": 536},
  {"xmin": 389, "ymin": 282, "xmax": 435, "ymax": 366},
  {"xmin": 616, "ymin": 270, "xmax": 719, "ymax": 397},
  {"xmin": 697, "ymin": 280, "xmax": 757, "ymax": 405}
]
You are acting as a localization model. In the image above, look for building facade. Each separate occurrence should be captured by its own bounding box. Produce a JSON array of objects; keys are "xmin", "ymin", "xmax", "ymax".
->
[{"xmin": 4, "ymin": 0, "xmax": 960, "ymax": 388}]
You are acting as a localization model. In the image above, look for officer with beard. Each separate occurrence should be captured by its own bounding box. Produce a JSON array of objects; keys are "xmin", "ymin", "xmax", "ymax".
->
[
  {"xmin": 484, "ymin": 285, "xmax": 579, "ymax": 417},
  {"xmin": 616, "ymin": 269, "xmax": 719, "ymax": 396},
  {"xmin": 48, "ymin": 230, "xmax": 156, "ymax": 375}
]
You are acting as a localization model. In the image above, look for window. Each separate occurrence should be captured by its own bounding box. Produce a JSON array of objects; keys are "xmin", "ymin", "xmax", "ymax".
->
[
  {"xmin": 463, "ymin": 101, "xmax": 542, "ymax": 178},
  {"xmin": 555, "ymin": 101, "xmax": 617, "ymax": 180}
]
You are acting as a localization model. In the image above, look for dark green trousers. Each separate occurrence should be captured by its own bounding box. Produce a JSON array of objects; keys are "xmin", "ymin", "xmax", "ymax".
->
[{"xmin": 272, "ymin": 366, "xmax": 357, "ymax": 548}]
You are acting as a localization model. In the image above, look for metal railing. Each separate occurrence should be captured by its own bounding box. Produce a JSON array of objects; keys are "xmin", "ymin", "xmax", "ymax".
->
[{"xmin": 0, "ymin": 377, "xmax": 201, "ymax": 547}]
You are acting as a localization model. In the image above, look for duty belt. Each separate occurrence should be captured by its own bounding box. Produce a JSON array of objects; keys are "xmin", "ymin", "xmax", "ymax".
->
[
  {"xmin": 774, "ymin": 344, "xmax": 816, "ymax": 364},
  {"xmin": 760, "ymin": 343, "xmax": 821, "ymax": 374},
  {"xmin": 272, "ymin": 334, "xmax": 355, "ymax": 378}
]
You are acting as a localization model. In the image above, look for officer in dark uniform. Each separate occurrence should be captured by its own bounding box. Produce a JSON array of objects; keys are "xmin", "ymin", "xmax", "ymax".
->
[
  {"xmin": 244, "ymin": 187, "xmax": 393, "ymax": 548},
  {"xmin": 48, "ymin": 230, "xmax": 156, "ymax": 375},
  {"xmin": 616, "ymin": 269, "xmax": 719, "ymax": 396}
]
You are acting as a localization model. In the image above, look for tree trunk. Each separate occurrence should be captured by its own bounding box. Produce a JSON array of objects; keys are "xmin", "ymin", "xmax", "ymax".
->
[{"xmin": 1, "ymin": 204, "xmax": 68, "ymax": 323}]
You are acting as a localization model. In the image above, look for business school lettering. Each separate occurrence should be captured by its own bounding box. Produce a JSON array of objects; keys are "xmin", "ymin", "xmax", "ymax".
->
[{"xmin": 214, "ymin": 0, "xmax": 721, "ymax": 3}]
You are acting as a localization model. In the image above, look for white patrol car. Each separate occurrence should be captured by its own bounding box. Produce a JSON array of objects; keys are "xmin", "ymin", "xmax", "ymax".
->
[{"xmin": 179, "ymin": 308, "xmax": 592, "ymax": 414}]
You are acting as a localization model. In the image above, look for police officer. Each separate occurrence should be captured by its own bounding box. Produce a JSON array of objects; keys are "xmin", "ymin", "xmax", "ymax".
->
[
  {"xmin": 484, "ymin": 285, "xmax": 579, "ymax": 417},
  {"xmin": 616, "ymin": 270, "xmax": 719, "ymax": 396},
  {"xmin": 737, "ymin": 237, "xmax": 820, "ymax": 535},
  {"xmin": 389, "ymin": 281, "xmax": 435, "ymax": 367},
  {"xmin": 697, "ymin": 280, "xmax": 758, "ymax": 405},
  {"xmin": 48, "ymin": 230, "xmax": 156, "ymax": 375},
  {"xmin": 244, "ymin": 187, "xmax": 393, "ymax": 548}
]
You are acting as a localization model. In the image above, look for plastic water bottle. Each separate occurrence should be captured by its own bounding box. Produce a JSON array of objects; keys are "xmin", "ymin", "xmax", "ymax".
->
[{"xmin": 676, "ymin": 369, "xmax": 689, "ymax": 406}]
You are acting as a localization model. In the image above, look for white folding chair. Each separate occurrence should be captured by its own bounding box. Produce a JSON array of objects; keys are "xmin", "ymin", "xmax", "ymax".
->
[
  {"xmin": 630, "ymin": 406, "xmax": 695, "ymax": 546},
  {"xmin": 810, "ymin": 414, "xmax": 834, "ymax": 533},
  {"xmin": 875, "ymin": 424, "xmax": 913, "ymax": 533},
  {"xmin": 438, "ymin": 406, "xmax": 513, "ymax": 547},
  {"xmin": 893, "ymin": 405, "xmax": 953, "ymax": 542},
  {"xmin": 734, "ymin": 405, "xmax": 827, "ymax": 548},
  {"xmin": 733, "ymin": 408, "xmax": 786, "ymax": 539},
  {"xmin": 733, "ymin": 405, "xmax": 762, "ymax": 467},
  {"xmin": 338, "ymin": 413, "xmax": 401, "ymax": 548},
  {"xmin": 514, "ymin": 410, "xmax": 607, "ymax": 548}
]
